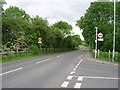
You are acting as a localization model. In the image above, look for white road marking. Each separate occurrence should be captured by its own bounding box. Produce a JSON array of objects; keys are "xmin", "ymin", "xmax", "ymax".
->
[
  {"xmin": 73, "ymin": 75, "xmax": 120, "ymax": 80},
  {"xmin": 70, "ymin": 71, "xmax": 75, "ymax": 74},
  {"xmin": 78, "ymin": 59, "xmax": 83, "ymax": 64},
  {"xmin": 84, "ymin": 76, "xmax": 120, "ymax": 80},
  {"xmin": 67, "ymin": 76, "xmax": 73, "ymax": 80},
  {"xmin": 36, "ymin": 58, "xmax": 52, "ymax": 64},
  {"xmin": 73, "ymin": 68, "xmax": 76, "ymax": 71},
  {"xmin": 0, "ymin": 67, "xmax": 23, "ymax": 76},
  {"xmin": 77, "ymin": 77, "xmax": 83, "ymax": 81},
  {"xmin": 57, "ymin": 55, "xmax": 62, "ymax": 57},
  {"xmin": 77, "ymin": 64, "xmax": 79, "ymax": 66},
  {"xmin": 74, "ymin": 83, "xmax": 82, "ymax": 88},
  {"xmin": 75, "ymin": 66, "xmax": 78, "ymax": 68},
  {"xmin": 61, "ymin": 81, "xmax": 69, "ymax": 88}
]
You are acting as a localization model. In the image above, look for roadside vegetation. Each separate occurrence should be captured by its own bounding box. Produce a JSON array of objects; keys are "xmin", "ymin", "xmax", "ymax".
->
[
  {"xmin": 1, "ymin": 5, "xmax": 82, "ymax": 62},
  {"xmin": 91, "ymin": 51, "xmax": 120, "ymax": 63},
  {"xmin": 1, "ymin": 49, "xmax": 77, "ymax": 63},
  {"xmin": 76, "ymin": 1, "xmax": 120, "ymax": 62}
]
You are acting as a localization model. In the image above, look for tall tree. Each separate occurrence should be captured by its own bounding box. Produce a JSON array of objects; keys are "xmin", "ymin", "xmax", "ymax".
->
[
  {"xmin": 53, "ymin": 21, "xmax": 73, "ymax": 36},
  {"xmin": 76, "ymin": 1, "xmax": 120, "ymax": 52}
]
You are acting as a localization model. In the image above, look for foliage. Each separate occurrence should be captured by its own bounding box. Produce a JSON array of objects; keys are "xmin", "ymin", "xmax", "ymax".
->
[
  {"xmin": 28, "ymin": 45, "xmax": 39, "ymax": 54},
  {"xmin": 91, "ymin": 51, "xmax": 120, "ymax": 62},
  {"xmin": 53, "ymin": 21, "xmax": 73, "ymax": 36},
  {"xmin": 2, "ymin": 6, "xmax": 82, "ymax": 54},
  {"xmin": 76, "ymin": 1, "xmax": 120, "ymax": 52}
]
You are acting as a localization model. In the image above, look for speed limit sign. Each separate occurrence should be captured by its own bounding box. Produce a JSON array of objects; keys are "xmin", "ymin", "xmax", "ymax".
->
[
  {"xmin": 38, "ymin": 37, "xmax": 42, "ymax": 43},
  {"xmin": 98, "ymin": 33, "xmax": 103, "ymax": 38}
]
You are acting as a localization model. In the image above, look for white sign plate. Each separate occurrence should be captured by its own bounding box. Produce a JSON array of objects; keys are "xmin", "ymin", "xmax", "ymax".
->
[
  {"xmin": 98, "ymin": 38, "xmax": 104, "ymax": 41},
  {"xmin": 38, "ymin": 42, "xmax": 42, "ymax": 43}
]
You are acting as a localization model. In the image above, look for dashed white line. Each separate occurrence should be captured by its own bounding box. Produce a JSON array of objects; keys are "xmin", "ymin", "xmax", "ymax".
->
[
  {"xmin": 0, "ymin": 67, "xmax": 23, "ymax": 76},
  {"xmin": 75, "ymin": 66, "xmax": 78, "ymax": 68},
  {"xmin": 70, "ymin": 71, "xmax": 75, "ymax": 74},
  {"xmin": 61, "ymin": 81, "xmax": 69, "ymax": 88},
  {"xmin": 78, "ymin": 59, "xmax": 83, "ymax": 64},
  {"xmin": 73, "ymin": 68, "xmax": 76, "ymax": 71},
  {"xmin": 67, "ymin": 76, "xmax": 73, "ymax": 80},
  {"xmin": 74, "ymin": 83, "xmax": 82, "ymax": 88},
  {"xmin": 36, "ymin": 58, "xmax": 52, "ymax": 64},
  {"xmin": 77, "ymin": 76, "xmax": 83, "ymax": 81},
  {"xmin": 57, "ymin": 55, "xmax": 63, "ymax": 57}
]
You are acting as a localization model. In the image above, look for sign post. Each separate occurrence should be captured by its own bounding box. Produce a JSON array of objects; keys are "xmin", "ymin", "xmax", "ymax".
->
[
  {"xmin": 109, "ymin": 50, "xmax": 111, "ymax": 60},
  {"xmin": 95, "ymin": 27, "xmax": 98, "ymax": 59},
  {"xmin": 112, "ymin": 0, "xmax": 116, "ymax": 62},
  {"xmin": 38, "ymin": 37, "xmax": 42, "ymax": 51}
]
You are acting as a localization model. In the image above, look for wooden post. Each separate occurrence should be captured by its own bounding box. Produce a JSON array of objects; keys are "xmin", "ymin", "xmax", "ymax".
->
[
  {"xmin": 39, "ymin": 44, "xmax": 41, "ymax": 52},
  {"xmin": 98, "ymin": 49, "xmax": 100, "ymax": 58}
]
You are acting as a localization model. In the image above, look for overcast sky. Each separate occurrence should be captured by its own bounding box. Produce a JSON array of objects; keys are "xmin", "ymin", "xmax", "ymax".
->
[{"xmin": 3, "ymin": 0, "xmax": 97, "ymax": 41}]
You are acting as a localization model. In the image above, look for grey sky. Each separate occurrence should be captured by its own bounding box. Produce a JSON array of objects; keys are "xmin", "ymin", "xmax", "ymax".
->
[{"xmin": 3, "ymin": 0, "xmax": 97, "ymax": 40}]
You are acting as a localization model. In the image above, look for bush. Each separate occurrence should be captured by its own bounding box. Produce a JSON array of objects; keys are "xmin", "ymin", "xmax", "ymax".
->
[
  {"xmin": 91, "ymin": 50, "xmax": 120, "ymax": 63},
  {"xmin": 114, "ymin": 52, "xmax": 120, "ymax": 62},
  {"xmin": 28, "ymin": 45, "xmax": 40, "ymax": 54}
]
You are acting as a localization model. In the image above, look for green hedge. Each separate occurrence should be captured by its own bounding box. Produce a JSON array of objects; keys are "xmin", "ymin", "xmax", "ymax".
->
[{"xmin": 91, "ymin": 50, "xmax": 120, "ymax": 63}]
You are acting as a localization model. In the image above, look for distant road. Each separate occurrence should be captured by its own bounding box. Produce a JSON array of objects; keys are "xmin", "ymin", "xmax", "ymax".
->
[{"xmin": 2, "ymin": 50, "xmax": 119, "ymax": 88}]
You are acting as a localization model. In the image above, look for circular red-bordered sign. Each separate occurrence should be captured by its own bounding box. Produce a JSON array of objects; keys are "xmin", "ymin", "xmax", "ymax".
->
[
  {"xmin": 38, "ymin": 37, "xmax": 42, "ymax": 43},
  {"xmin": 98, "ymin": 33, "xmax": 103, "ymax": 38}
]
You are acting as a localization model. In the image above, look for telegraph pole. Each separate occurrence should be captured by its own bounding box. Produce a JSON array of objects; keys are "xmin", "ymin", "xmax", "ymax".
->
[{"xmin": 112, "ymin": 0, "xmax": 116, "ymax": 62}]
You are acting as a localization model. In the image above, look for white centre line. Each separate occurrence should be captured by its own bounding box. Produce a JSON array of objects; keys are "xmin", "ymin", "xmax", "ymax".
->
[
  {"xmin": 61, "ymin": 81, "xmax": 69, "ymax": 88},
  {"xmin": 70, "ymin": 71, "xmax": 75, "ymax": 74},
  {"xmin": 67, "ymin": 76, "xmax": 73, "ymax": 80},
  {"xmin": 77, "ymin": 76, "xmax": 83, "ymax": 81},
  {"xmin": 57, "ymin": 55, "xmax": 61, "ymax": 57},
  {"xmin": 73, "ymin": 68, "xmax": 76, "ymax": 71},
  {"xmin": 0, "ymin": 67, "xmax": 23, "ymax": 76},
  {"xmin": 79, "ymin": 59, "xmax": 83, "ymax": 64},
  {"xmin": 36, "ymin": 58, "xmax": 52, "ymax": 64},
  {"xmin": 74, "ymin": 83, "xmax": 82, "ymax": 88},
  {"xmin": 75, "ymin": 66, "xmax": 78, "ymax": 68}
]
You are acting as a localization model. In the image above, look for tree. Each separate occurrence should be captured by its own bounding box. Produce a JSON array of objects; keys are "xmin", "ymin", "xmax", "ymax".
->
[
  {"xmin": 2, "ymin": 6, "xmax": 81, "ymax": 53},
  {"xmin": 2, "ymin": 6, "xmax": 30, "ymax": 51},
  {"xmin": 53, "ymin": 21, "xmax": 73, "ymax": 36},
  {"xmin": 76, "ymin": 1, "xmax": 120, "ymax": 52}
]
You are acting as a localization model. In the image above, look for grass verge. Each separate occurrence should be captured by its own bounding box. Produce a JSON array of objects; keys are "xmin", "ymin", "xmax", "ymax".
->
[
  {"xmin": 1, "ymin": 49, "xmax": 77, "ymax": 63},
  {"xmin": 91, "ymin": 50, "xmax": 120, "ymax": 63}
]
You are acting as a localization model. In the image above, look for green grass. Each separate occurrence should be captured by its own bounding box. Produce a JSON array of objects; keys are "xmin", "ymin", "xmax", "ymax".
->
[
  {"xmin": 91, "ymin": 51, "xmax": 120, "ymax": 63},
  {"xmin": 1, "ymin": 49, "xmax": 77, "ymax": 63}
]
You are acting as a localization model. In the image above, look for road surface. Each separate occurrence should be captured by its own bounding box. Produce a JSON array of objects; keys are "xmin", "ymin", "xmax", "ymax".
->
[{"xmin": 1, "ymin": 50, "xmax": 119, "ymax": 88}]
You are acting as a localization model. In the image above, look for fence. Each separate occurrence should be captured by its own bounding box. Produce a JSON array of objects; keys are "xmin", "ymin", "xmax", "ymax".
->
[
  {"xmin": 90, "ymin": 49, "xmax": 120, "ymax": 62},
  {"xmin": 0, "ymin": 48, "xmax": 73, "ymax": 55}
]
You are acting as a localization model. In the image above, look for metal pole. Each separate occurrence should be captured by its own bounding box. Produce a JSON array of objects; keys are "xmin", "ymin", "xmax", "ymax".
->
[
  {"xmin": 112, "ymin": 0, "xmax": 116, "ymax": 62},
  {"xmin": 109, "ymin": 50, "xmax": 111, "ymax": 61},
  {"xmin": 95, "ymin": 27, "xmax": 98, "ymax": 59}
]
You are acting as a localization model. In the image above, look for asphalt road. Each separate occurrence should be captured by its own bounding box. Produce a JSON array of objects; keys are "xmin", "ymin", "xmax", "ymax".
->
[{"xmin": 1, "ymin": 50, "xmax": 119, "ymax": 88}]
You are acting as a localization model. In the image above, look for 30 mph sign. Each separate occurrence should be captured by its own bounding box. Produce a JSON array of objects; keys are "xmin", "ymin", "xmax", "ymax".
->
[{"xmin": 98, "ymin": 33, "xmax": 103, "ymax": 38}]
